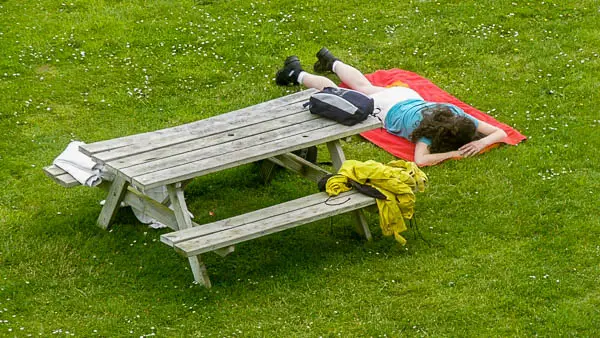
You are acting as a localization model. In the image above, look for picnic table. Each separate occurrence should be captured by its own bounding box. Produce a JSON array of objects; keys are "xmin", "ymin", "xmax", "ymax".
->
[{"xmin": 45, "ymin": 89, "xmax": 382, "ymax": 287}]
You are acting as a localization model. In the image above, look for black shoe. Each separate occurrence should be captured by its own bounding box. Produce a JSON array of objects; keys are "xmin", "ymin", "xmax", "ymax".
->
[
  {"xmin": 313, "ymin": 47, "xmax": 339, "ymax": 73},
  {"xmin": 275, "ymin": 56, "xmax": 304, "ymax": 86}
]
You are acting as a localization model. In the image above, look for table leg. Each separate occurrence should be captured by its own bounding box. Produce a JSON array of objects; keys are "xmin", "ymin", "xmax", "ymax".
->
[
  {"xmin": 267, "ymin": 153, "xmax": 330, "ymax": 183},
  {"xmin": 167, "ymin": 183, "xmax": 212, "ymax": 288},
  {"xmin": 326, "ymin": 140, "xmax": 346, "ymax": 171},
  {"xmin": 159, "ymin": 179, "xmax": 194, "ymax": 206},
  {"xmin": 326, "ymin": 140, "xmax": 372, "ymax": 241},
  {"xmin": 258, "ymin": 160, "xmax": 278, "ymax": 183},
  {"xmin": 97, "ymin": 176, "xmax": 129, "ymax": 230}
]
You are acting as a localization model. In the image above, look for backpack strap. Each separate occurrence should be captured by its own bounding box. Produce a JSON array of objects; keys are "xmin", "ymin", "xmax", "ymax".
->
[{"xmin": 370, "ymin": 107, "xmax": 385, "ymax": 130}]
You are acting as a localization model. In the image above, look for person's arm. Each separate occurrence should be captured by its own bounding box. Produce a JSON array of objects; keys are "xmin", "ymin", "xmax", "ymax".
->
[
  {"xmin": 414, "ymin": 141, "xmax": 462, "ymax": 167},
  {"xmin": 459, "ymin": 121, "xmax": 508, "ymax": 157}
]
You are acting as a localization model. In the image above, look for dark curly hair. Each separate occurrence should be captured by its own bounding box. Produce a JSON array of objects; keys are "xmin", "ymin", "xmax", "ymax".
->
[{"xmin": 410, "ymin": 105, "xmax": 478, "ymax": 153}]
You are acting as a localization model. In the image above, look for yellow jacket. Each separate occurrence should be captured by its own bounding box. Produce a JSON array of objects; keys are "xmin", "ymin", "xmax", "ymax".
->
[{"xmin": 325, "ymin": 160, "xmax": 427, "ymax": 244}]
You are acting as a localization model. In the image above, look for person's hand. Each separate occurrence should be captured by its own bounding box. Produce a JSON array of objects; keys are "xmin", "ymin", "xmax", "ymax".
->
[
  {"xmin": 459, "ymin": 140, "xmax": 485, "ymax": 157},
  {"xmin": 450, "ymin": 150, "xmax": 463, "ymax": 159}
]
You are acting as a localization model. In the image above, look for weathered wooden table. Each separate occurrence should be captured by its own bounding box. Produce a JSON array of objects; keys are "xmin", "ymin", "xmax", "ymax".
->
[{"xmin": 46, "ymin": 89, "xmax": 382, "ymax": 287}]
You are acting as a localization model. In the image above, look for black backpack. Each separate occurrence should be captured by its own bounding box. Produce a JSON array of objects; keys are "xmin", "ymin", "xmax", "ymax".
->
[{"xmin": 304, "ymin": 87, "xmax": 375, "ymax": 126}]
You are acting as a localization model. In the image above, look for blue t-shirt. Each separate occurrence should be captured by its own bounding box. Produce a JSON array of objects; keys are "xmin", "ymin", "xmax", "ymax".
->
[{"xmin": 384, "ymin": 99, "xmax": 478, "ymax": 145}]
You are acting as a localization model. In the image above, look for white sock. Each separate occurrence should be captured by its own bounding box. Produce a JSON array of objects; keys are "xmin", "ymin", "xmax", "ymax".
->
[
  {"xmin": 332, "ymin": 60, "xmax": 343, "ymax": 73},
  {"xmin": 297, "ymin": 71, "xmax": 307, "ymax": 85}
]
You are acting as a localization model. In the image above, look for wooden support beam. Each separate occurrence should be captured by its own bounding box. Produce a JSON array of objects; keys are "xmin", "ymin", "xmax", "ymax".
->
[
  {"xmin": 268, "ymin": 153, "xmax": 330, "ymax": 183},
  {"xmin": 258, "ymin": 160, "xmax": 278, "ymax": 184},
  {"xmin": 97, "ymin": 176, "xmax": 129, "ymax": 229},
  {"xmin": 167, "ymin": 183, "xmax": 212, "ymax": 288},
  {"xmin": 121, "ymin": 186, "xmax": 204, "ymax": 231},
  {"xmin": 326, "ymin": 140, "xmax": 346, "ymax": 171},
  {"xmin": 326, "ymin": 140, "xmax": 372, "ymax": 241}
]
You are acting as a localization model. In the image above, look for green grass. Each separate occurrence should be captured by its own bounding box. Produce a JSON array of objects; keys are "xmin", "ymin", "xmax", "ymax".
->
[{"xmin": 1, "ymin": 0, "xmax": 599, "ymax": 336}]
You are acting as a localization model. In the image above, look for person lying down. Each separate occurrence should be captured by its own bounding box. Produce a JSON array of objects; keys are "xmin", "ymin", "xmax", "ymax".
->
[{"xmin": 275, "ymin": 48, "xmax": 507, "ymax": 167}]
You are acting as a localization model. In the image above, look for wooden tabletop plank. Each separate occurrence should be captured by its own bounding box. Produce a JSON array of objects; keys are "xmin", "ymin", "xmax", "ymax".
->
[
  {"xmin": 80, "ymin": 89, "xmax": 316, "ymax": 157},
  {"xmin": 91, "ymin": 100, "xmax": 312, "ymax": 164},
  {"xmin": 130, "ymin": 116, "xmax": 381, "ymax": 190},
  {"xmin": 96, "ymin": 107, "xmax": 322, "ymax": 167},
  {"xmin": 109, "ymin": 114, "xmax": 337, "ymax": 174}
]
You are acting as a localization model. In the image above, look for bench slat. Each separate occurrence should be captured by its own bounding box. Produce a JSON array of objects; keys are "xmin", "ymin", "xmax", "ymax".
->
[
  {"xmin": 130, "ymin": 117, "xmax": 381, "ymax": 190},
  {"xmin": 161, "ymin": 191, "xmax": 349, "ymax": 246},
  {"xmin": 161, "ymin": 191, "xmax": 376, "ymax": 257},
  {"xmin": 80, "ymin": 89, "xmax": 316, "ymax": 157},
  {"xmin": 43, "ymin": 165, "xmax": 81, "ymax": 188}
]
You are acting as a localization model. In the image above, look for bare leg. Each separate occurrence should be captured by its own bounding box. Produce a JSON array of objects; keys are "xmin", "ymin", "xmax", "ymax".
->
[
  {"xmin": 300, "ymin": 67, "xmax": 385, "ymax": 94},
  {"xmin": 333, "ymin": 62, "xmax": 385, "ymax": 95},
  {"xmin": 298, "ymin": 60, "xmax": 385, "ymax": 95},
  {"xmin": 300, "ymin": 73, "xmax": 338, "ymax": 91}
]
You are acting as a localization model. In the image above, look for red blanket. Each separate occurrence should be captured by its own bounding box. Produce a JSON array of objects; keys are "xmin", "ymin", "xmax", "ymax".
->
[{"xmin": 341, "ymin": 69, "xmax": 527, "ymax": 164}]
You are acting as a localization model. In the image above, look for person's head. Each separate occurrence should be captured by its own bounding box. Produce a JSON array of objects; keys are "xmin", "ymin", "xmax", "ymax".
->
[{"xmin": 410, "ymin": 105, "xmax": 478, "ymax": 153}]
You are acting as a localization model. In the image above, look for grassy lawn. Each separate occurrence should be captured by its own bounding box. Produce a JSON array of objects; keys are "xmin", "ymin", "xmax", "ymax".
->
[{"xmin": 1, "ymin": 0, "xmax": 599, "ymax": 336}]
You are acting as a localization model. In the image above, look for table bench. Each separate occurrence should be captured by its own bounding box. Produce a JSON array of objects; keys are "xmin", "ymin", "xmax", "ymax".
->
[
  {"xmin": 44, "ymin": 165, "xmax": 83, "ymax": 188},
  {"xmin": 160, "ymin": 191, "xmax": 375, "ymax": 284},
  {"xmin": 45, "ymin": 89, "xmax": 382, "ymax": 287}
]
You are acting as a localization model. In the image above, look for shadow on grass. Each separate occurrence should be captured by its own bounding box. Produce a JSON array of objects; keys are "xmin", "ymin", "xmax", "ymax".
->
[{"xmin": 24, "ymin": 162, "xmax": 438, "ymax": 301}]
